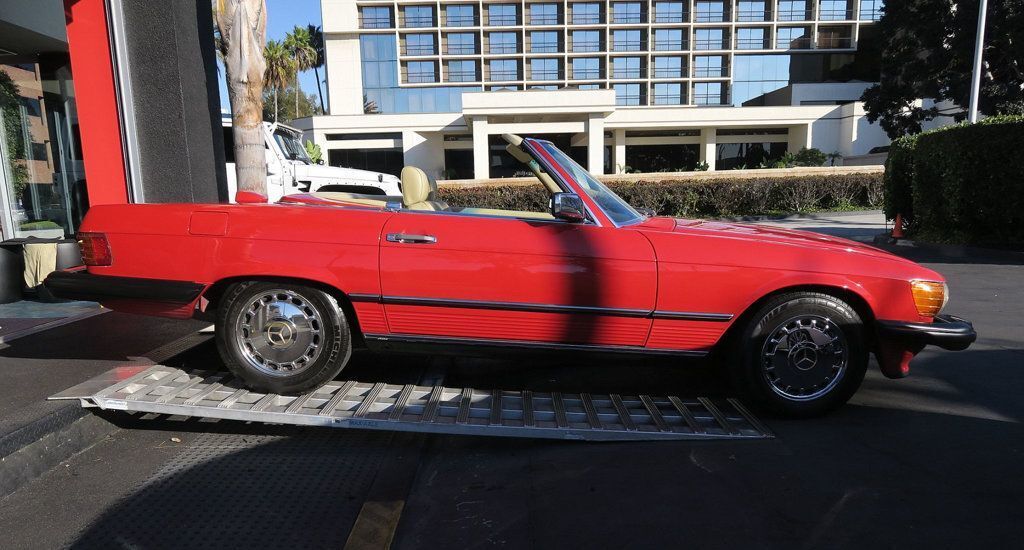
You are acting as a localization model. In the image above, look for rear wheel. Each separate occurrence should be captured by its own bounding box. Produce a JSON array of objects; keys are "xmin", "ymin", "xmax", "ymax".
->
[
  {"xmin": 728, "ymin": 292, "xmax": 868, "ymax": 417},
  {"xmin": 215, "ymin": 282, "xmax": 352, "ymax": 394}
]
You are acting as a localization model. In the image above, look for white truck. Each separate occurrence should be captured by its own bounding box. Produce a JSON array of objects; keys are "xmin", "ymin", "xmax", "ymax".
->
[{"xmin": 222, "ymin": 119, "xmax": 402, "ymax": 202}]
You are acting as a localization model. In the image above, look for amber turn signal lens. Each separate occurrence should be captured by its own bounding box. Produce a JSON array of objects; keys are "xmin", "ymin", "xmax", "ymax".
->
[{"xmin": 910, "ymin": 280, "xmax": 948, "ymax": 317}]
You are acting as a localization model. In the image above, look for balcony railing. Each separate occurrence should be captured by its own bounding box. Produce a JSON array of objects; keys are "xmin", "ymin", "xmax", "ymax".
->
[
  {"xmin": 528, "ymin": 13, "xmax": 561, "ymax": 25},
  {"xmin": 529, "ymin": 69, "xmax": 563, "ymax": 80},
  {"xmin": 776, "ymin": 36, "xmax": 812, "ymax": 49},
  {"xmin": 611, "ymin": 39, "xmax": 644, "ymax": 51},
  {"xmin": 446, "ymin": 70, "xmax": 478, "ymax": 82},
  {"xmin": 405, "ymin": 70, "xmax": 437, "ymax": 84},
  {"xmin": 860, "ymin": 5, "xmax": 883, "ymax": 20},
  {"xmin": 777, "ymin": 9, "xmax": 812, "ymax": 21},
  {"xmin": 402, "ymin": 44, "xmax": 436, "ymax": 56},
  {"xmin": 610, "ymin": 10, "xmax": 647, "ymax": 24},
  {"xmin": 488, "ymin": 69, "xmax": 520, "ymax": 81},
  {"xmin": 693, "ymin": 91, "xmax": 730, "ymax": 105},
  {"xmin": 694, "ymin": 38, "xmax": 728, "ymax": 50},
  {"xmin": 571, "ymin": 68, "xmax": 603, "ymax": 80},
  {"xmin": 359, "ymin": 15, "xmax": 393, "ymax": 29},
  {"xmin": 488, "ymin": 43, "xmax": 519, "ymax": 54},
  {"xmin": 441, "ymin": 13, "xmax": 478, "ymax": 26},
  {"xmin": 570, "ymin": 39, "xmax": 603, "ymax": 52},
  {"xmin": 400, "ymin": 14, "xmax": 435, "ymax": 28},
  {"xmin": 653, "ymin": 39, "xmax": 687, "ymax": 51},
  {"xmin": 819, "ymin": 8, "xmax": 854, "ymax": 20},
  {"xmin": 445, "ymin": 43, "xmax": 478, "ymax": 55},
  {"xmin": 653, "ymin": 66, "xmax": 686, "ymax": 78},
  {"xmin": 529, "ymin": 42, "xmax": 562, "ymax": 53},
  {"xmin": 485, "ymin": 13, "xmax": 519, "ymax": 26},
  {"xmin": 693, "ymin": 65, "xmax": 728, "ymax": 77},
  {"xmin": 735, "ymin": 37, "xmax": 768, "ymax": 49},
  {"xmin": 611, "ymin": 67, "xmax": 645, "ymax": 79},
  {"xmin": 615, "ymin": 93, "xmax": 644, "ymax": 106},
  {"xmin": 817, "ymin": 36, "xmax": 854, "ymax": 48},
  {"xmin": 653, "ymin": 93, "xmax": 686, "ymax": 105},
  {"xmin": 693, "ymin": 10, "xmax": 729, "ymax": 22},
  {"xmin": 652, "ymin": 10, "xmax": 687, "ymax": 23},
  {"xmin": 571, "ymin": 13, "xmax": 603, "ymax": 24},
  {"xmin": 735, "ymin": 9, "xmax": 771, "ymax": 21}
]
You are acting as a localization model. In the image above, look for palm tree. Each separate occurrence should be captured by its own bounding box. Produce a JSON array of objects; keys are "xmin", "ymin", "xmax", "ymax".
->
[
  {"xmin": 262, "ymin": 40, "xmax": 293, "ymax": 123},
  {"xmin": 307, "ymin": 24, "xmax": 326, "ymax": 113},
  {"xmin": 215, "ymin": 0, "xmax": 267, "ymax": 196},
  {"xmin": 284, "ymin": 26, "xmax": 317, "ymax": 118}
]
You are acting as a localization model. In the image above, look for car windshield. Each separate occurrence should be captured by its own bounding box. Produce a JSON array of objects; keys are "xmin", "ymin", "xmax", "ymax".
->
[
  {"xmin": 274, "ymin": 129, "xmax": 312, "ymax": 164},
  {"xmin": 535, "ymin": 141, "xmax": 644, "ymax": 226}
]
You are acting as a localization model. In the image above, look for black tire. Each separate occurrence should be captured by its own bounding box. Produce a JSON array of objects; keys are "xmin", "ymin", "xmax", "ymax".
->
[
  {"xmin": 215, "ymin": 281, "xmax": 352, "ymax": 394},
  {"xmin": 727, "ymin": 292, "xmax": 868, "ymax": 418}
]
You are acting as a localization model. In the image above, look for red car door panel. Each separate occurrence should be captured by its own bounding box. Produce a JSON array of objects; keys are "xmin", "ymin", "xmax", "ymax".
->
[{"xmin": 378, "ymin": 211, "xmax": 657, "ymax": 346}]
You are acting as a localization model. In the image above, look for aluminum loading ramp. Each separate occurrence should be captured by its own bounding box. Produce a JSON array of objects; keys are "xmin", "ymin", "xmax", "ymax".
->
[{"xmin": 51, "ymin": 365, "xmax": 773, "ymax": 441}]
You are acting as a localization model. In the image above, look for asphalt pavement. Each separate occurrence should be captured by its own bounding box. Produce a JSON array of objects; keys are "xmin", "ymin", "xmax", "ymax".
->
[{"xmin": 0, "ymin": 212, "xmax": 1021, "ymax": 549}]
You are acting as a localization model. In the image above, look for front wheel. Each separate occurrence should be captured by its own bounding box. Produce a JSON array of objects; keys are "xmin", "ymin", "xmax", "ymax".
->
[
  {"xmin": 728, "ymin": 292, "xmax": 868, "ymax": 417},
  {"xmin": 215, "ymin": 282, "xmax": 352, "ymax": 394}
]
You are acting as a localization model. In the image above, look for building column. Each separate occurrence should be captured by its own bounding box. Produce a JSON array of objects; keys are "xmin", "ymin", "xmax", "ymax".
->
[
  {"xmin": 472, "ymin": 117, "xmax": 489, "ymax": 180},
  {"xmin": 788, "ymin": 123, "xmax": 812, "ymax": 153},
  {"xmin": 587, "ymin": 113, "xmax": 605, "ymax": 175},
  {"xmin": 699, "ymin": 128, "xmax": 717, "ymax": 171},
  {"xmin": 613, "ymin": 128, "xmax": 626, "ymax": 173}
]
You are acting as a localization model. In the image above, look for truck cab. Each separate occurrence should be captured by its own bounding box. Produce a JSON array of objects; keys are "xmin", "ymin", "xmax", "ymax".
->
[{"xmin": 221, "ymin": 119, "xmax": 402, "ymax": 202}]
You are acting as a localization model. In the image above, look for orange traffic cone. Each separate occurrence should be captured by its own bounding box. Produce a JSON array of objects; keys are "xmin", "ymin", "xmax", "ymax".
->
[{"xmin": 891, "ymin": 213, "xmax": 905, "ymax": 239}]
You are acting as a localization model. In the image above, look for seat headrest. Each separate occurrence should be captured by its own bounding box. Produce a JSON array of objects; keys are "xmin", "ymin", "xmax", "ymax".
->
[{"xmin": 401, "ymin": 166, "xmax": 433, "ymax": 207}]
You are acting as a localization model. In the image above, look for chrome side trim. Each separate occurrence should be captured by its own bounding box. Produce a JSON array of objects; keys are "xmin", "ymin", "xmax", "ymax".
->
[
  {"xmin": 347, "ymin": 293, "xmax": 382, "ymax": 303},
  {"xmin": 364, "ymin": 333, "xmax": 709, "ymax": 357},
  {"xmin": 651, "ymin": 311, "xmax": 734, "ymax": 322},
  {"xmin": 380, "ymin": 296, "xmax": 651, "ymax": 318}
]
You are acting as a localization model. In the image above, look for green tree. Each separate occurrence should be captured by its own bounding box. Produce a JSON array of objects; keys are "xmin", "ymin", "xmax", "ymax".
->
[
  {"xmin": 262, "ymin": 85, "xmax": 321, "ymax": 122},
  {"xmin": 262, "ymin": 39, "xmax": 293, "ymax": 123},
  {"xmin": 862, "ymin": 0, "xmax": 1024, "ymax": 138},
  {"xmin": 0, "ymin": 70, "xmax": 29, "ymax": 199},
  {"xmin": 284, "ymin": 26, "xmax": 317, "ymax": 118},
  {"xmin": 306, "ymin": 24, "xmax": 326, "ymax": 112}
]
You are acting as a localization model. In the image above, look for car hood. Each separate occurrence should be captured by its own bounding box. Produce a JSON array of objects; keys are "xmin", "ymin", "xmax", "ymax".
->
[
  {"xmin": 295, "ymin": 162, "xmax": 400, "ymax": 182},
  {"xmin": 636, "ymin": 216, "xmax": 901, "ymax": 261}
]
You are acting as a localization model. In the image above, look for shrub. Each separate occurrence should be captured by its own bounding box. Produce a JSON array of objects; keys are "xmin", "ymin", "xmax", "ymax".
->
[
  {"xmin": 883, "ymin": 114, "xmax": 1024, "ymax": 244},
  {"xmin": 438, "ymin": 173, "xmax": 883, "ymax": 218}
]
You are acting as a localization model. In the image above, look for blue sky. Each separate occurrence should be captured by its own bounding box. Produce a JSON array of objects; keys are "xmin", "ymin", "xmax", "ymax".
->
[{"xmin": 217, "ymin": 0, "xmax": 325, "ymax": 112}]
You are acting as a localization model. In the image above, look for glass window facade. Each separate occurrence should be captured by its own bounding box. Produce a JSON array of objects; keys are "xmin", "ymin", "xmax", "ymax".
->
[
  {"xmin": 612, "ymin": 29, "xmax": 642, "ymax": 51},
  {"xmin": 572, "ymin": 58, "xmax": 602, "ymax": 79},
  {"xmin": 653, "ymin": 56, "xmax": 685, "ymax": 78},
  {"xmin": 572, "ymin": 30, "xmax": 601, "ymax": 52},
  {"xmin": 614, "ymin": 83, "xmax": 643, "ymax": 106},
  {"xmin": 447, "ymin": 60, "xmax": 478, "ymax": 82},
  {"xmin": 694, "ymin": 1, "xmax": 727, "ymax": 22},
  {"xmin": 860, "ymin": 0, "xmax": 884, "ymax": 20},
  {"xmin": 778, "ymin": 0, "xmax": 810, "ymax": 21},
  {"xmin": 488, "ymin": 4, "xmax": 518, "ymax": 25},
  {"xmin": 612, "ymin": 57, "xmax": 642, "ymax": 79},
  {"xmin": 694, "ymin": 28, "xmax": 726, "ymax": 50},
  {"xmin": 611, "ymin": 2, "xmax": 643, "ymax": 23},
  {"xmin": 446, "ymin": 32, "xmax": 477, "ymax": 54},
  {"xmin": 360, "ymin": 6, "xmax": 393, "ymax": 28},
  {"xmin": 530, "ymin": 31, "xmax": 560, "ymax": 53},
  {"xmin": 488, "ymin": 32, "xmax": 518, "ymax": 54},
  {"xmin": 405, "ymin": 33, "xmax": 435, "ymax": 55},
  {"xmin": 572, "ymin": 3, "xmax": 602, "ymax": 24},
  {"xmin": 489, "ymin": 59, "xmax": 519, "ymax": 81},
  {"xmin": 653, "ymin": 28, "xmax": 685, "ymax": 51},
  {"xmin": 716, "ymin": 142, "xmax": 787, "ymax": 169},
  {"xmin": 653, "ymin": 2, "xmax": 686, "ymax": 23},
  {"xmin": 403, "ymin": 5, "xmax": 434, "ymax": 27},
  {"xmin": 530, "ymin": 58, "xmax": 561, "ymax": 80},
  {"xmin": 445, "ymin": 4, "xmax": 476, "ymax": 26},
  {"xmin": 776, "ymin": 26, "xmax": 811, "ymax": 49},
  {"xmin": 693, "ymin": 82, "xmax": 726, "ymax": 105},
  {"xmin": 736, "ymin": 28, "xmax": 767, "ymax": 49},
  {"xmin": 529, "ymin": 3, "xmax": 559, "ymax": 25},
  {"xmin": 653, "ymin": 82, "xmax": 684, "ymax": 105},
  {"xmin": 361, "ymin": 35, "xmax": 480, "ymax": 113},
  {"xmin": 406, "ymin": 60, "xmax": 437, "ymax": 83},
  {"xmin": 819, "ymin": 0, "xmax": 851, "ymax": 20},
  {"xmin": 736, "ymin": 1, "xmax": 769, "ymax": 21},
  {"xmin": 693, "ymin": 55, "xmax": 726, "ymax": 77},
  {"xmin": 731, "ymin": 54, "xmax": 790, "ymax": 105}
]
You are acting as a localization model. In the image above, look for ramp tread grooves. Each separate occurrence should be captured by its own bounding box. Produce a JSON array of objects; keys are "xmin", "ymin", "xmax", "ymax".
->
[
  {"xmin": 456, "ymin": 388, "xmax": 473, "ymax": 424},
  {"xmin": 552, "ymin": 393, "xmax": 569, "ymax": 428},
  {"xmin": 67, "ymin": 366, "xmax": 773, "ymax": 441},
  {"xmin": 639, "ymin": 395, "xmax": 670, "ymax": 432},
  {"xmin": 319, "ymin": 381, "xmax": 357, "ymax": 417},
  {"xmin": 489, "ymin": 390, "xmax": 501, "ymax": 426},
  {"xmin": 609, "ymin": 394, "xmax": 636, "ymax": 431},
  {"xmin": 698, "ymin": 397, "xmax": 738, "ymax": 435},
  {"xmin": 667, "ymin": 396, "xmax": 703, "ymax": 434},
  {"xmin": 422, "ymin": 386, "xmax": 443, "ymax": 423},
  {"xmin": 390, "ymin": 385, "xmax": 415, "ymax": 421},
  {"xmin": 354, "ymin": 383, "xmax": 386, "ymax": 418},
  {"xmin": 728, "ymin": 398, "xmax": 773, "ymax": 437}
]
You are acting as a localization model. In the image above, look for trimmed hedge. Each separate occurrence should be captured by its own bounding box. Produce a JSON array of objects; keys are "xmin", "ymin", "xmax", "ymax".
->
[
  {"xmin": 438, "ymin": 173, "xmax": 883, "ymax": 218},
  {"xmin": 884, "ymin": 115, "xmax": 1024, "ymax": 244}
]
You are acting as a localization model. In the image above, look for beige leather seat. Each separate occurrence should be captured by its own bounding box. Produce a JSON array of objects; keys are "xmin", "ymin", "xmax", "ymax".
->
[{"xmin": 401, "ymin": 166, "xmax": 448, "ymax": 211}]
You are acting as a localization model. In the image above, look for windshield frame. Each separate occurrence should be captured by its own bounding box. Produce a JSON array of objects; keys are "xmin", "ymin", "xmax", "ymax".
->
[
  {"xmin": 273, "ymin": 129, "xmax": 312, "ymax": 165},
  {"xmin": 529, "ymin": 139, "xmax": 645, "ymax": 228}
]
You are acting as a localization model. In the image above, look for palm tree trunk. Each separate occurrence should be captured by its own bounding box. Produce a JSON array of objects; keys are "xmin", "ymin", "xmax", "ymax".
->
[
  {"xmin": 216, "ymin": 0, "xmax": 267, "ymax": 196},
  {"xmin": 313, "ymin": 66, "xmax": 325, "ymax": 112}
]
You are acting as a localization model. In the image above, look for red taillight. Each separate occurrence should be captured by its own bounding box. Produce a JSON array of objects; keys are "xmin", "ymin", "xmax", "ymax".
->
[{"xmin": 78, "ymin": 232, "xmax": 112, "ymax": 266}]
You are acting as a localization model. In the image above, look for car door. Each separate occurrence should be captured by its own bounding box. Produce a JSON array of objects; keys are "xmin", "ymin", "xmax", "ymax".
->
[{"xmin": 376, "ymin": 210, "xmax": 657, "ymax": 348}]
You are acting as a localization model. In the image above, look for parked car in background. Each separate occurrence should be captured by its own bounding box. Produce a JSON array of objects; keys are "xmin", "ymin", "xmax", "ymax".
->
[
  {"xmin": 45, "ymin": 134, "xmax": 975, "ymax": 417},
  {"xmin": 222, "ymin": 119, "xmax": 402, "ymax": 201}
]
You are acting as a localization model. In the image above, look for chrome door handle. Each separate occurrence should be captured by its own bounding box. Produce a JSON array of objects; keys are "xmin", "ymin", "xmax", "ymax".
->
[{"xmin": 386, "ymin": 233, "xmax": 437, "ymax": 244}]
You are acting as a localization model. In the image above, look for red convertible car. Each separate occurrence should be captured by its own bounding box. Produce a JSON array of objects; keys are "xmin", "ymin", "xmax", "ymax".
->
[{"xmin": 45, "ymin": 134, "xmax": 975, "ymax": 416}]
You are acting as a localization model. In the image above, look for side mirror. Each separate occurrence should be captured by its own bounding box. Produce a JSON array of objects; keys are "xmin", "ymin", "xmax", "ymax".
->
[{"xmin": 550, "ymin": 193, "xmax": 587, "ymax": 223}]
